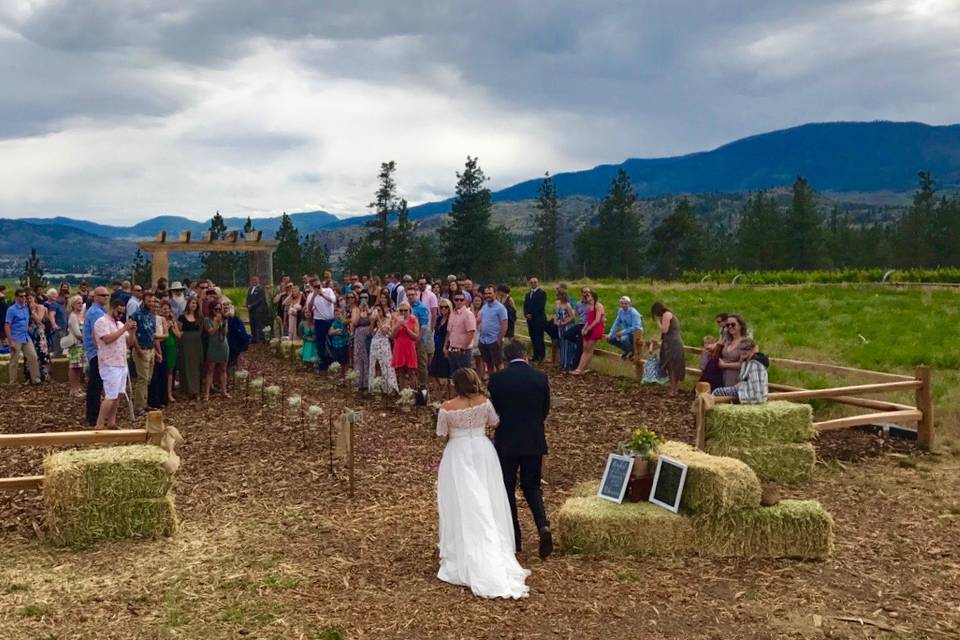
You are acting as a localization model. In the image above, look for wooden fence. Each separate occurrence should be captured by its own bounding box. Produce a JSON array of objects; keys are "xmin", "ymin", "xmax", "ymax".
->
[
  {"xmin": 514, "ymin": 320, "xmax": 934, "ymax": 450},
  {"xmin": 0, "ymin": 429, "xmax": 154, "ymax": 492}
]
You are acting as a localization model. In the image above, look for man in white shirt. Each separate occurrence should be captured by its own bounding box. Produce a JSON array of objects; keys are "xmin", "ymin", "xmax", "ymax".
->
[
  {"xmin": 125, "ymin": 285, "xmax": 143, "ymax": 318},
  {"xmin": 311, "ymin": 281, "xmax": 336, "ymax": 370}
]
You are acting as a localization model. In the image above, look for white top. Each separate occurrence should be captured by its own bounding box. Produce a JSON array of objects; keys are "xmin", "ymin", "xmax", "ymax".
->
[
  {"xmin": 436, "ymin": 400, "xmax": 500, "ymax": 438},
  {"xmin": 126, "ymin": 296, "xmax": 141, "ymax": 317},
  {"xmin": 312, "ymin": 287, "xmax": 336, "ymax": 320}
]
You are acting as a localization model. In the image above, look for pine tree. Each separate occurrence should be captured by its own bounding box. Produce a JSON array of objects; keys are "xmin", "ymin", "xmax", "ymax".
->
[
  {"xmin": 574, "ymin": 169, "xmax": 641, "ymax": 277},
  {"xmin": 131, "ymin": 248, "xmax": 153, "ymax": 287},
  {"xmin": 648, "ymin": 197, "xmax": 706, "ymax": 279},
  {"xmin": 785, "ymin": 176, "xmax": 823, "ymax": 269},
  {"xmin": 390, "ymin": 199, "xmax": 416, "ymax": 273},
  {"xmin": 527, "ymin": 173, "xmax": 561, "ymax": 279},
  {"xmin": 823, "ymin": 207, "xmax": 854, "ymax": 268},
  {"xmin": 200, "ymin": 211, "xmax": 236, "ymax": 284},
  {"xmin": 301, "ymin": 232, "xmax": 330, "ymax": 276},
  {"xmin": 20, "ymin": 248, "xmax": 46, "ymax": 288},
  {"xmin": 896, "ymin": 171, "xmax": 936, "ymax": 268},
  {"xmin": 243, "ymin": 216, "xmax": 255, "ymax": 235},
  {"xmin": 366, "ymin": 161, "xmax": 398, "ymax": 272},
  {"xmin": 438, "ymin": 156, "xmax": 515, "ymax": 283},
  {"xmin": 736, "ymin": 191, "xmax": 785, "ymax": 270},
  {"xmin": 273, "ymin": 212, "xmax": 302, "ymax": 283}
]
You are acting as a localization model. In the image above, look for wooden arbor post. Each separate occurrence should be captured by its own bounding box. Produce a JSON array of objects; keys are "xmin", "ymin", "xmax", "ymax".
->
[
  {"xmin": 915, "ymin": 365, "xmax": 934, "ymax": 450},
  {"xmin": 150, "ymin": 249, "xmax": 169, "ymax": 288}
]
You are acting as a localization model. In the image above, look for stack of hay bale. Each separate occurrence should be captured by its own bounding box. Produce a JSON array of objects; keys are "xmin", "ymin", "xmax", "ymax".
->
[
  {"xmin": 0, "ymin": 352, "xmax": 19, "ymax": 384},
  {"xmin": 705, "ymin": 401, "xmax": 816, "ymax": 484},
  {"xmin": 43, "ymin": 445, "xmax": 178, "ymax": 547},
  {"xmin": 556, "ymin": 441, "xmax": 833, "ymax": 560}
]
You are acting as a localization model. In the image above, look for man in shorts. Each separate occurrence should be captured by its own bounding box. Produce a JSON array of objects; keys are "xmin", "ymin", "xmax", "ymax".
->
[
  {"xmin": 478, "ymin": 285, "xmax": 508, "ymax": 379},
  {"xmin": 93, "ymin": 299, "xmax": 136, "ymax": 429}
]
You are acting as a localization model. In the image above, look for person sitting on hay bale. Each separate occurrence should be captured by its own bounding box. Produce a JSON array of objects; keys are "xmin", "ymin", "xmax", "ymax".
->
[{"xmin": 711, "ymin": 338, "xmax": 769, "ymax": 404}]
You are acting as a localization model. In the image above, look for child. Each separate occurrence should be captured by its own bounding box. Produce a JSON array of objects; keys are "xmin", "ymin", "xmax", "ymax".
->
[
  {"xmin": 327, "ymin": 307, "xmax": 350, "ymax": 367},
  {"xmin": 300, "ymin": 307, "xmax": 318, "ymax": 364},
  {"xmin": 711, "ymin": 338, "xmax": 769, "ymax": 404},
  {"xmin": 700, "ymin": 335, "xmax": 716, "ymax": 370}
]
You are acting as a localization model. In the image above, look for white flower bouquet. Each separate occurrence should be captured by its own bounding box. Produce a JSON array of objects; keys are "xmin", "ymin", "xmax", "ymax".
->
[
  {"xmin": 265, "ymin": 385, "xmax": 281, "ymax": 406},
  {"xmin": 328, "ymin": 361, "xmax": 342, "ymax": 375}
]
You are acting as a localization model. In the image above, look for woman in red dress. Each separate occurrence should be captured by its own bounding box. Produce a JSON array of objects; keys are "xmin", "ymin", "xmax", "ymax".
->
[
  {"xmin": 572, "ymin": 290, "xmax": 605, "ymax": 375},
  {"xmin": 392, "ymin": 301, "xmax": 420, "ymax": 391}
]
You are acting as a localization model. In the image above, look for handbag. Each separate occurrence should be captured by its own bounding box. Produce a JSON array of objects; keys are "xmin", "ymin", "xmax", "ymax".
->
[{"xmin": 60, "ymin": 333, "xmax": 77, "ymax": 350}]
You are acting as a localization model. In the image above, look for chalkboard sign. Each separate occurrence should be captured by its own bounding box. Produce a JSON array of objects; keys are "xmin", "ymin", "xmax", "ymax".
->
[
  {"xmin": 649, "ymin": 455, "xmax": 688, "ymax": 513},
  {"xmin": 597, "ymin": 454, "xmax": 635, "ymax": 503}
]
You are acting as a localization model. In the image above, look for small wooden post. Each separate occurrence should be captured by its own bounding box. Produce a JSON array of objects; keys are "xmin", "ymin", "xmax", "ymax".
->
[
  {"xmin": 280, "ymin": 382, "xmax": 286, "ymax": 426},
  {"xmin": 300, "ymin": 402, "xmax": 306, "ymax": 449},
  {"xmin": 915, "ymin": 365, "xmax": 934, "ymax": 450},
  {"xmin": 347, "ymin": 418, "xmax": 355, "ymax": 498},
  {"xmin": 694, "ymin": 381, "xmax": 710, "ymax": 450},
  {"xmin": 633, "ymin": 331, "xmax": 645, "ymax": 379},
  {"xmin": 328, "ymin": 414, "xmax": 334, "ymax": 475}
]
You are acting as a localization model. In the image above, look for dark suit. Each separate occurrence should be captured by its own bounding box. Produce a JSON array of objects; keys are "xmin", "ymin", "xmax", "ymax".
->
[
  {"xmin": 488, "ymin": 360, "xmax": 550, "ymax": 550},
  {"xmin": 523, "ymin": 288, "xmax": 548, "ymax": 361},
  {"xmin": 246, "ymin": 285, "xmax": 268, "ymax": 343}
]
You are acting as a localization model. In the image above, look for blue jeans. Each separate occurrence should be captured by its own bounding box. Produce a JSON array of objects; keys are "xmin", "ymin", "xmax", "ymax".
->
[
  {"xmin": 608, "ymin": 334, "xmax": 633, "ymax": 354},
  {"xmin": 313, "ymin": 318, "xmax": 333, "ymax": 370}
]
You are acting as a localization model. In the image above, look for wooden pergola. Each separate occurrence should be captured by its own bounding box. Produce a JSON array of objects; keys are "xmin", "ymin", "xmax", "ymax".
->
[{"xmin": 137, "ymin": 230, "xmax": 278, "ymax": 287}]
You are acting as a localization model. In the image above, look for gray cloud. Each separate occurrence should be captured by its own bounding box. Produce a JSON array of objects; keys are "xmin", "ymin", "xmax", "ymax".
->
[{"xmin": 1, "ymin": 0, "xmax": 959, "ymax": 220}]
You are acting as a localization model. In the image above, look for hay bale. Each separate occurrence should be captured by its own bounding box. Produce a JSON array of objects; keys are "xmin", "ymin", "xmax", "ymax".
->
[
  {"xmin": 706, "ymin": 442, "xmax": 817, "ymax": 484},
  {"xmin": 707, "ymin": 401, "xmax": 814, "ymax": 447},
  {"xmin": 46, "ymin": 496, "xmax": 177, "ymax": 548},
  {"xmin": 692, "ymin": 500, "xmax": 833, "ymax": 560},
  {"xmin": 656, "ymin": 441, "xmax": 761, "ymax": 514},
  {"xmin": 44, "ymin": 446, "xmax": 172, "ymax": 502},
  {"xmin": 556, "ymin": 488, "xmax": 695, "ymax": 557},
  {"xmin": 556, "ymin": 487, "xmax": 832, "ymax": 560},
  {"xmin": 50, "ymin": 357, "xmax": 69, "ymax": 382},
  {"xmin": 0, "ymin": 360, "xmax": 22, "ymax": 384},
  {"xmin": 43, "ymin": 445, "xmax": 177, "ymax": 547}
]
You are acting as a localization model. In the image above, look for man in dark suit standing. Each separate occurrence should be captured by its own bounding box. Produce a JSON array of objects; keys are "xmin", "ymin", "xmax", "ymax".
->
[
  {"xmin": 523, "ymin": 276, "xmax": 547, "ymax": 362},
  {"xmin": 488, "ymin": 340, "xmax": 553, "ymax": 558},
  {"xmin": 246, "ymin": 275, "xmax": 268, "ymax": 343}
]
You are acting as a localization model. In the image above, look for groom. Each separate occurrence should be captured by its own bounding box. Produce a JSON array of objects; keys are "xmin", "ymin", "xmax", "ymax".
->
[{"xmin": 488, "ymin": 340, "xmax": 553, "ymax": 559}]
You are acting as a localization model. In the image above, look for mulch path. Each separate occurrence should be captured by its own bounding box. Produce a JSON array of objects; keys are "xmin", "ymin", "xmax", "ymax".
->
[{"xmin": 1, "ymin": 346, "xmax": 958, "ymax": 639}]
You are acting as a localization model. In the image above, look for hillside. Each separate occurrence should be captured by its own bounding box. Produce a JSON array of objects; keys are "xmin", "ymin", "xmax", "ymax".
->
[{"xmin": 0, "ymin": 219, "xmax": 138, "ymax": 271}]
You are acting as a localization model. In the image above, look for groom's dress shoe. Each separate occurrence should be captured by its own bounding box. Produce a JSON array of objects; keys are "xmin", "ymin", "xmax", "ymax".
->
[{"xmin": 538, "ymin": 527, "xmax": 553, "ymax": 559}]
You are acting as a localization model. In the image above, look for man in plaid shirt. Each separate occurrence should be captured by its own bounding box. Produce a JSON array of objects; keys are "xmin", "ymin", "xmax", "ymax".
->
[{"xmin": 712, "ymin": 338, "xmax": 768, "ymax": 404}]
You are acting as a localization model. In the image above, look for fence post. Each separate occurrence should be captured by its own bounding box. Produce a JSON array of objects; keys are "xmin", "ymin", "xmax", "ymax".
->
[
  {"xmin": 915, "ymin": 365, "xmax": 934, "ymax": 450},
  {"xmin": 694, "ymin": 381, "xmax": 711, "ymax": 450}
]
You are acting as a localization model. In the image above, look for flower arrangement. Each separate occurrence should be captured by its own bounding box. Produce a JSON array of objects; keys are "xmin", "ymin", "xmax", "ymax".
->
[
  {"xmin": 624, "ymin": 426, "xmax": 662, "ymax": 458},
  {"xmin": 328, "ymin": 361, "xmax": 342, "ymax": 375},
  {"xmin": 269, "ymin": 337, "xmax": 280, "ymax": 352},
  {"xmin": 397, "ymin": 387, "xmax": 416, "ymax": 411},
  {"xmin": 287, "ymin": 395, "xmax": 302, "ymax": 409},
  {"xmin": 307, "ymin": 404, "xmax": 323, "ymax": 419},
  {"xmin": 264, "ymin": 385, "xmax": 281, "ymax": 406},
  {"xmin": 249, "ymin": 377, "xmax": 265, "ymax": 391},
  {"xmin": 262, "ymin": 326, "xmax": 272, "ymax": 339},
  {"xmin": 344, "ymin": 369, "xmax": 359, "ymax": 386},
  {"xmin": 369, "ymin": 376, "xmax": 385, "ymax": 395},
  {"xmin": 235, "ymin": 370, "xmax": 249, "ymax": 391}
]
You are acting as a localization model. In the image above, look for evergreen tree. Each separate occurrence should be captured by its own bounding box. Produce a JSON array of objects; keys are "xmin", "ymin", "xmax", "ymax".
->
[
  {"xmin": 896, "ymin": 171, "xmax": 936, "ymax": 268},
  {"xmin": 390, "ymin": 199, "xmax": 416, "ymax": 273},
  {"xmin": 20, "ymin": 247, "xmax": 46, "ymax": 288},
  {"xmin": 933, "ymin": 195, "xmax": 960, "ymax": 267},
  {"xmin": 823, "ymin": 207, "xmax": 854, "ymax": 268},
  {"xmin": 273, "ymin": 212, "xmax": 302, "ymax": 283},
  {"xmin": 301, "ymin": 232, "xmax": 330, "ymax": 276},
  {"xmin": 574, "ymin": 169, "xmax": 642, "ymax": 277},
  {"xmin": 243, "ymin": 216, "xmax": 255, "ymax": 235},
  {"xmin": 366, "ymin": 161, "xmax": 398, "ymax": 272},
  {"xmin": 648, "ymin": 197, "xmax": 706, "ymax": 279},
  {"xmin": 527, "ymin": 173, "xmax": 561, "ymax": 279},
  {"xmin": 736, "ymin": 191, "xmax": 784, "ymax": 270},
  {"xmin": 785, "ymin": 176, "xmax": 823, "ymax": 269},
  {"xmin": 438, "ymin": 156, "xmax": 514, "ymax": 283},
  {"xmin": 131, "ymin": 248, "xmax": 153, "ymax": 287},
  {"xmin": 200, "ymin": 211, "xmax": 236, "ymax": 284}
]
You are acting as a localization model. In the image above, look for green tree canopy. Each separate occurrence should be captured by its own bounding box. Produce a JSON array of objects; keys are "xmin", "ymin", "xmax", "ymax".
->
[
  {"xmin": 648, "ymin": 197, "xmax": 706, "ymax": 279},
  {"xmin": 575, "ymin": 169, "xmax": 642, "ymax": 277},
  {"xmin": 273, "ymin": 212, "xmax": 302, "ymax": 283}
]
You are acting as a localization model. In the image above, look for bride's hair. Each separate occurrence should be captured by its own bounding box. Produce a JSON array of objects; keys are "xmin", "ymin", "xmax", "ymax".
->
[{"xmin": 451, "ymin": 368, "xmax": 483, "ymax": 397}]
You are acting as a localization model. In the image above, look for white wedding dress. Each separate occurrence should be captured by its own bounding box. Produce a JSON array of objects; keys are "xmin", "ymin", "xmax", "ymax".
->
[{"xmin": 436, "ymin": 400, "xmax": 531, "ymax": 599}]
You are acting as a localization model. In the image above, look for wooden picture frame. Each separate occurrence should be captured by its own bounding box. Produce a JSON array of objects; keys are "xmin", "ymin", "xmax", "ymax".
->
[
  {"xmin": 597, "ymin": 453, "xmax": 635, "ymax": 504},
  {"xmin": 648, "ymin": 455, "xmax": 688, "ymax": 513}
]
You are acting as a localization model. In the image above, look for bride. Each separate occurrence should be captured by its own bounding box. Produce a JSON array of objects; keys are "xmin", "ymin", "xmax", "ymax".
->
[{"xmin": 436, "ymin": 367, "xmax": 530, "ymax": 599}]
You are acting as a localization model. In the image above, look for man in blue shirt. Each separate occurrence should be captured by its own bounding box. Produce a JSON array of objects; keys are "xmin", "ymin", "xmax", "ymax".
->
[
  {"xmin": 4, "ymin": 289, "xmax": 40, "ymax": 384},
  {"xmin": 606, "ymin": 296, "xmax": 644, "ymax": 359},
  {"xmin": 478, "ymin": 285, "xmax": 508, "ymax": 376},
  {"xmin": 83, "ymin": 286, "xmax": 109, "ymax": 425},
  {"xmin": 130, "ymin": 291, "xmax": 158, "ymax": 413},
  {"xmin": 405, "ymin": 284, "xmax": 430, "ymax": 389},
  {"xmin": 45, "ymin": 287, "xmax": 67, "ymax": 356}
]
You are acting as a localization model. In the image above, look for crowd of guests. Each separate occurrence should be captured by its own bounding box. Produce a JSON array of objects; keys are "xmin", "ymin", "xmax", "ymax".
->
[
  {"xmin": 1, "ymin": 278, "xmax": 250, "ymax": 428},
  {"xmin": 2, "ymin": 271, "xmax": 770, "ymax": 422}
]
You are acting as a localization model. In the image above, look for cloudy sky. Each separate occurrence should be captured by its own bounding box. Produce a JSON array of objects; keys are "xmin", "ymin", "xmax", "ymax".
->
[{"xmin": 1, "ymin": 0, "xmax": 959, "ymax": 224}]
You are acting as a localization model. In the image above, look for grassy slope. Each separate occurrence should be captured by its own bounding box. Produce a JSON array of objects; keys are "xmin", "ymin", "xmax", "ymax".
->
[{"xmin": 512, "ymin": 282, "xmax": 960, "ymax": 441}]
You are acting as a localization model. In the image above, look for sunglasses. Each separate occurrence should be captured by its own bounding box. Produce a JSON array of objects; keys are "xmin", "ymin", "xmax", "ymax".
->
[{"xmin": 726, "ymin": 322, "xmax": 738, "ymax": 328}]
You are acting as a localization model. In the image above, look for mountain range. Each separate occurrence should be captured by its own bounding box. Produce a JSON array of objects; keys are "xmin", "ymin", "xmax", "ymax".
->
[{"xmin": 2, "ymin": 120, "xmax": 958, "ymax": 268}]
